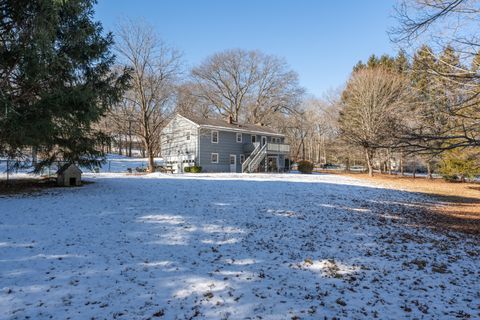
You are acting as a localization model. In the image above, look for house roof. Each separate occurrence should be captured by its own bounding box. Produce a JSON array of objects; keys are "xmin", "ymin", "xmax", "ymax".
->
[
  {"xmin": 57, "ymin": 163, "xmax": 82, "ymax": 175},
  {"xmin": 179, "ymin": 113, "xmax": 284, "ymax": 137}
]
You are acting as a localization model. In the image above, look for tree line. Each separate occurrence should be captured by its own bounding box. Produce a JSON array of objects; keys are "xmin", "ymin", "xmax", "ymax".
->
[
  {"xmin": 1, "ymin": 0, "xmax": 479, "ymax": 179},
  {"xmin": 287, "ymin": 0, "xmax": 480, "ymax": 180},
  {"xmin": 335, "ymin": 0, "xmax": 480, "ymax": 179}
]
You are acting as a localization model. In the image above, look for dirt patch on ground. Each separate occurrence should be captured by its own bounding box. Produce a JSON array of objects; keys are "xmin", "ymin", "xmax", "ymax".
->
[{"xmin": 321, "ymin": 171, "xmax": 480, "ymax": 235}]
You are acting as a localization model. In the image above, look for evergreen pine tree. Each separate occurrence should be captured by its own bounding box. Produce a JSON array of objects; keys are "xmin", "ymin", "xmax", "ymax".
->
[{"xmin": 0, "ymin": 0, "xmax": 129, "ymax": 171}]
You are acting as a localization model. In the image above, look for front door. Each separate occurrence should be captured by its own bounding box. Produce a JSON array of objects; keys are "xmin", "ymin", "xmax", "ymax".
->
[
  {"xmin": 261, "ymin": 136, "xmax": 267, "ymax": 146},
  {"xmin": 229, "ymin": 154, "xmax": 236, "ymax": 172}
]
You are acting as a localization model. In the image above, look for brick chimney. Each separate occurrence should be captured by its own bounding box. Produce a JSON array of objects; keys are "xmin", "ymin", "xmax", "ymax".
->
[{"xmin": 227, "ymin": 115, "xmax": 233, "ymax": 124}]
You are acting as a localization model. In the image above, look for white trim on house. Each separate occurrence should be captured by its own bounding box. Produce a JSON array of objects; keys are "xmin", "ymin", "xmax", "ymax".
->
[
  {"xmin": 211, "ymin": 130, "xmax": 219, "ymax": 143},
  {"xmin": 229, "ymin": 154, "xmax": 236, "ymax": 172},
  {"xmin": 197, "ymin": 127, "xmax": 201, "ymax": 166},
  {"xmin": 261, "ymin": 136, "xmax": 267, "ymax": 146},
  {"xmin": 236, "ymin": 132, "xmax": 242, "ymax": 143},
  {"xmin": 211, "ymin": 153, "xmax": 219, "ymax": 163}
]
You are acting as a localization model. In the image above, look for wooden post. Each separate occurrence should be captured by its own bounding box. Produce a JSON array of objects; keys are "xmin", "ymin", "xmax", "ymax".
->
[{"xmin": 6, "ymin": 158, "xmax": 9, "ymax": 186}]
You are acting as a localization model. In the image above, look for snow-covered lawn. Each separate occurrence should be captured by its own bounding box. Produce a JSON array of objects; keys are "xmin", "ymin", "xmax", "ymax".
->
[
  {"xmin": 0, "ymin": 173, "xmax": 478, "ymax": 319},
  {"xmin": 0, "ymin": 154, "xmax": 164, "ymax": 174}
]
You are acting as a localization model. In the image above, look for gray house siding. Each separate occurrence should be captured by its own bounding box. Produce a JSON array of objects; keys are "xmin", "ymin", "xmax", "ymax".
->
[
  {"xmin": 198, "ymin": 129, "xmax": 286, "ymax": 173},
  {"xmin": 199, "ymin": 129, "xmax": 246, "ymax": 173},
  {"xmin": 161, "ymin": 116, "xmax": 198, "ymax": 171}
]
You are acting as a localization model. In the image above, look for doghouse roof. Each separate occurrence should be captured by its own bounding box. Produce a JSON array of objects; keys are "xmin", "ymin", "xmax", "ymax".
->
[{"xmin": 57, "ymin": 163, "xmax": 82, "ymax": 175}]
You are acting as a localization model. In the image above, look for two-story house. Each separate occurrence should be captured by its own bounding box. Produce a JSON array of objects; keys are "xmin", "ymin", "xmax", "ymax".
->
[{"xmin": 161, "ymin": 113, "xmax": 290, "ymax": 173}]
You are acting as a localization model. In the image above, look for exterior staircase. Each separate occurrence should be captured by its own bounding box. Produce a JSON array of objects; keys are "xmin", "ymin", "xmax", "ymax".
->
[{"xmin": 242, "ymin": 143, "xmax": 267, "ymax": 173}]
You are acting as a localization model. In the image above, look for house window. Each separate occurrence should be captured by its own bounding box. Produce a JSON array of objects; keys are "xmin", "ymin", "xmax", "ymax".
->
[
  {"xmin": 240, "ymin": 154, "xmax": 245, "ymax": 164},
  {"xmin": 251, "ymin": 135, "xmax": 256, "ymax": 143},
  {"xmin": 186, "ymin": 131, "xmax": 191, "ymax": 141},
  {"xmin": 236, "ymin": 132, "xmax": 242, "ymax": 143},
  {"xmin": 211, "ymin": 153, "xmax": 219, "ymax": 163},
  {"xmin": 211, "ymin": 131, "xmax": 219, "ymax": 143}
]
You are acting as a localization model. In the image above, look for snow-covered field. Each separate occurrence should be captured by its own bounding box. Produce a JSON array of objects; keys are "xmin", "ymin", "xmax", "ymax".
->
[
  {"xmin": 0, "ymin": 173, "xmax": 478, "ymax": 319},
  {"xmin": 0, "ymin": 154, "xmax": 163, "ymax": 174}
]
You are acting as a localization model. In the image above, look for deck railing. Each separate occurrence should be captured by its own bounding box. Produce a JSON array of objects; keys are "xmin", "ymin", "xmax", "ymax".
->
[
  {"xmin": 266, "ymin": 143, "xmax": 290, "ymax": 153},
  {"xmin": 243, "ymin": 142, "xmax": 290, "ymax": 154}
]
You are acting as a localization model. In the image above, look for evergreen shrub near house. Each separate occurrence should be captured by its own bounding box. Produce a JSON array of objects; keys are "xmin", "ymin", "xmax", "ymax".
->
[
  {"xmin": 297, "ymin": 160, "xmax": 314, "ymax": 174},
  {"xmin": 190, "ymin": 166, "xmax": 202, "ymax": 173},
  {"xmin": 183, "ymin": 166, "xmax": 191, "ymax": 173}
]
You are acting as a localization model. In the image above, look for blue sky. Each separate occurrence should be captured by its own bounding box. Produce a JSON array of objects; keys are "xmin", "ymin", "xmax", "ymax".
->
[{"xmin": 95, "ymin": 0, "xmax": 399, "ymax": 98}]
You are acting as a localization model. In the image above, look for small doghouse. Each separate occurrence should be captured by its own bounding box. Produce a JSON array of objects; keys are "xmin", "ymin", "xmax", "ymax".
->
[{"xmin": 57, "ymin": 164, "xmax": 82, "ymax": 187}]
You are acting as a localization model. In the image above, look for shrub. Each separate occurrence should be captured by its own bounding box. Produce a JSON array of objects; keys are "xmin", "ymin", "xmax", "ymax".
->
[
  {"xmin": 190, "ymin": 166, "xmax": 202, "ymax": 173},
  {"xmin": 297, "ymin": 160, "xmax": 313, "ymax": 174},
  {"xmin": 183, "ymin": 166, "xmax": 191, "ymax": 173},
  {"xmin": 442, "ymin": 174, "xmax": 459, "ymax": 183},
  {"xmin": 439, "ymin": 149, "xmax": 480, "ymax": 182}
]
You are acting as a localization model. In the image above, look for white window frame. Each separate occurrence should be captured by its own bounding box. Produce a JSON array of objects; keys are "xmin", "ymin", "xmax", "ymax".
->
[
  {"xmin": 211, "ymin": 131, "xmax": 219, "ymax": 144},
  {"xmin": 186, "ymin": 131, "xmax": 191, "ymax": 141},
  {"xmin": 240, "ymin": 154, "xmax": 245, "ymax": 164},
  {"xmin": 211, "ymin": 153, "xmax": 219, "ymax": 163},
  {"xmin": 236, "ymin": 132, "xmax": 242, "ymax": 143},
  {"xmin": 251, "ymin": 135, "xmax": 256, "ymax": 143},
  {"xmin": 261, "ymin": 136, "xmax": 267, "ymax": 146},
  {"xmin": 229, "ymin": 154, "xmax": 236, "ymax": 165}
]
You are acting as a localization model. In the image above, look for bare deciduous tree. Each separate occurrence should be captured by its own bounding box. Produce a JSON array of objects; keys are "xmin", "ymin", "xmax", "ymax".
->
[
  {"xmin": 115, "ymin": 20, "xmax": 182, "ymax": 171},
  {"xmin": 176, "ymin": 83, "xmax": 212, "ymax": 118},
  {"xmin": 191, "ymin": 49, "xmax": 304, "ymax": 124},
  {"xmin": 339, "ymin": 68, "xmax": 411, "ymax": 176}
]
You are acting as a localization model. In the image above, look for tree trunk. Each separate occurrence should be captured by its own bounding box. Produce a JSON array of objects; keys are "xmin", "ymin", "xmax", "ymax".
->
[
  {"xmin": 427, "ymin": 161, "xmax": 433, "ymax": 179},
  {"xmin": 128, "ymin": 120, "xmax": 133, "ymax": 157},
  {"xmin": 365, "ymin": 148, "xmax": 374, "ymax": 177},
  {"xmin": 400, "ymin": 157, "xmax": 404, "ymax": 176},
  {"xmin": 148, "ymin": 151, "xmax": 155, "ymax": 173},
  {"xmin": 387, "ymin": 149, "xmax": 392, "ymax": 175},
  {"xmin": 143, "ymin": 136, "xmax": 155, "ymax": 173},
  {"xmin": 118, "ymin": 136, "xmax": 123, "ymax": 155},
  {"xmin": 302, "ymin": 138, "xmax": 306, "ymax": 160},
  {"xmin": 412, "ymin": 160, "xmax": 416, "ymax": 179}
]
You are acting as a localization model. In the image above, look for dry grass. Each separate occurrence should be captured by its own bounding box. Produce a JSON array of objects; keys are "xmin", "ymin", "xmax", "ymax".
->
[{"xmin": 326, "ymin": 171, "xmax": 480, "ymax": 235}]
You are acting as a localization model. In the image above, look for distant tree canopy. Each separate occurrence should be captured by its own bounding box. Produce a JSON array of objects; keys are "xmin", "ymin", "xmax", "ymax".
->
[
  {"xmin": 189, "ymin": 49, "xmax": 305, "ymax": 125},
  {"xmin": 0, "ymin": 0, "xmax": 128, "ymax": 171},
  {"xmin": 392, "ymin": 0, "xmax": 480, "ymax": 151}
]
